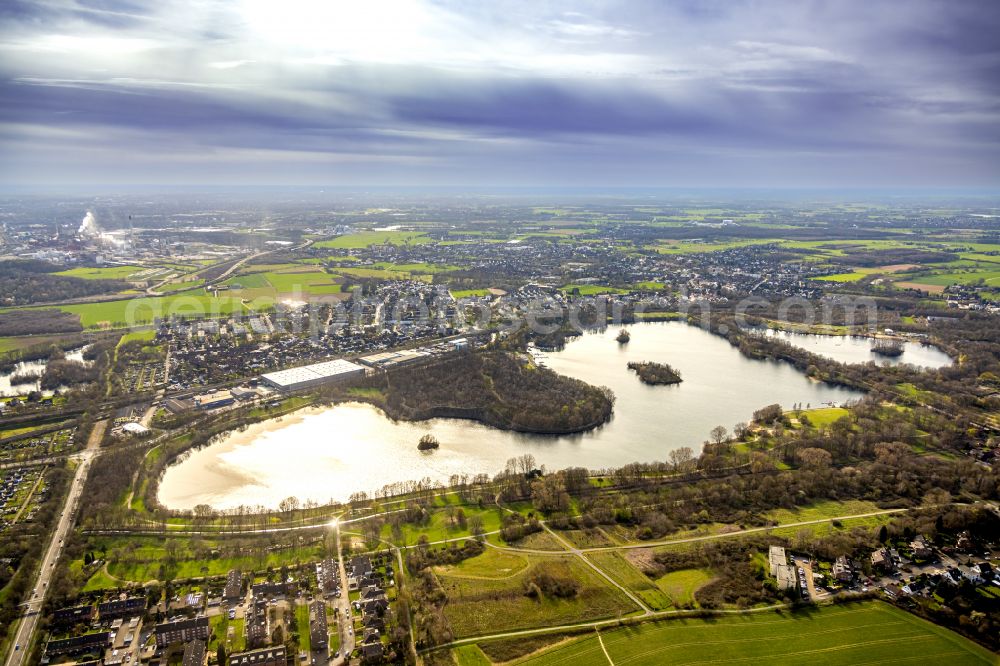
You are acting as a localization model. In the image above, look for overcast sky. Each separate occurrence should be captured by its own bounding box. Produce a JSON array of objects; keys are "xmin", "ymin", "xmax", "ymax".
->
[{"xmin": 0, "ymin": 0, "xmax": 998, "ymax": 189}]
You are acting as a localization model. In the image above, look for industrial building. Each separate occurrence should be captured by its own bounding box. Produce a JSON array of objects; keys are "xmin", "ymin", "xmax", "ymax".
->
[
  {"xmin": 193, "ymin": 390, "xmax": 235, "ymax": 410},
  {"xmin": 359, "ymin": 338, "xmax": 472, "ymax": 371},
  {"xmin": 260, "ymin": 358, "xmax": 365, "ymax": 391}
]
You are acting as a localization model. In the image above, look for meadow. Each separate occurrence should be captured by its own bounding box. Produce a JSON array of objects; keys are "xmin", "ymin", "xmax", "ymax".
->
[
  {"xmin": 436, "ymin": 552, "xmax": 638, "ymax": 637},
  {"xmin": 584, "ymin": 551, "xmax": 672, "ymax": 610}
]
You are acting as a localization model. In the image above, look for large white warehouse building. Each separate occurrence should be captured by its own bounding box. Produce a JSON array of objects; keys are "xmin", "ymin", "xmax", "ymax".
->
[{"xmin": 261, "ymin": 358, "xmax": 365, "ymax": 391}]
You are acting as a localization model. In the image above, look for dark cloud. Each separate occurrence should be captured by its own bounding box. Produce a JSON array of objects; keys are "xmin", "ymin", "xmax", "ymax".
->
[{"xmin": 0, "ymin": 0, "xmax": 997, "ymax": 187}]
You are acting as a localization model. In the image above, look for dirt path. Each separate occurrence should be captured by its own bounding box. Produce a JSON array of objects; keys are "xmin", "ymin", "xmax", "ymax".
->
[{"xmin": 596, "ymin": 629, "xmax": 615, "ymax": 665}]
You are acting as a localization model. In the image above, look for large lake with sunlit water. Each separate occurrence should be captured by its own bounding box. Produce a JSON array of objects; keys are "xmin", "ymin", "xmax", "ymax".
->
[{"xmin": 157, "ymin": 322, "xmax": 949, "ymax": 510}]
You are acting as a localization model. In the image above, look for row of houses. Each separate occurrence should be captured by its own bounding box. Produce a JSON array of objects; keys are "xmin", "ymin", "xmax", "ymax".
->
[{"xmin": 349, "ymin": 555, "xmax": 389, "ymax": 662}]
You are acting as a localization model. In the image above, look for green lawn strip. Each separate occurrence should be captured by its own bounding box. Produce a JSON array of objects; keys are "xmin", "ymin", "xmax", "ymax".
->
[{"xmin": 296, "ymin": 602, "xmax": 311, "ymax": 652}]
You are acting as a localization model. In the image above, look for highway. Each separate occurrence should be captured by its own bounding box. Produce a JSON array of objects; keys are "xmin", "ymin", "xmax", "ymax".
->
[{"xmin": 3, "ymin": 419, "xmax": 106, "ymax": 666}]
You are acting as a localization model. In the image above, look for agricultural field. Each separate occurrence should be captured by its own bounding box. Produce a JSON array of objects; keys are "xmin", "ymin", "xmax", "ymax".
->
[
  {"xmin": 223, "ymin": 266, "xmax": 343, "ymax": 296},
  {"xmin": 436, "ymin": 552, "xmax": 638, "ymax": 637},
  {"xmin": 510, "ymin": 602, "xmax": 995, "ymax": 665},
  {"xmin": 314, "ymin": 230, "xmax": 433, "ymax": 249},
  {"xmin": 647, "ymin": 239, "xmax": 775, "ymax": 255},
  {"xmin": 52, "ymin": 292, "xmax": 252, "ymax": 328}
]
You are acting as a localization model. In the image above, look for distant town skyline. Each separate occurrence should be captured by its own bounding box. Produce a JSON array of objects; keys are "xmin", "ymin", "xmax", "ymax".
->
[{"xmin": 0, "ymin": 0, "xmax": 998, "ymax": 189}]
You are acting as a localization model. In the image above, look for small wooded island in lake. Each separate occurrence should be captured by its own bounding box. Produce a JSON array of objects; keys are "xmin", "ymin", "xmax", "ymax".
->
[
  {"xmin": 871, "ymin": 337, "xmax": 905, "ymax": 357},
  {"xmin": 627, "ymin": 360, "xmax": 682, "ymax": 385},
  {"xmin": 417, "ymin": 434, "xmax": 440, "ymax": 450},
  {"xmin": 616, "ymin": 329, "xmax": 631, "ymax": 343}
]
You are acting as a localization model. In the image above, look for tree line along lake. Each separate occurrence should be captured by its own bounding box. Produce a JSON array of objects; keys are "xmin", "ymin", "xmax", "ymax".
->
[{"xmin": 157, "ymin": 322, "xmax": 949, "ymax": 510}]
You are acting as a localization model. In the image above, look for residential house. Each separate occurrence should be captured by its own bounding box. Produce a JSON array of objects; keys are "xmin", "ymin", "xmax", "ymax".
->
[
  {"xmin": 154, "ymin": 617, "xmax": 209, "ymax": 647},
  {"xmin": 229, "ymin": 646, "xmax": 287, "ymax": 666}
]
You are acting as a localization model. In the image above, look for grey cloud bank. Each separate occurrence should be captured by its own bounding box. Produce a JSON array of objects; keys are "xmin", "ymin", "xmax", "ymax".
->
[{"xmin": 0, "ymin": 0, "xmax": 997, "ymax": 188}]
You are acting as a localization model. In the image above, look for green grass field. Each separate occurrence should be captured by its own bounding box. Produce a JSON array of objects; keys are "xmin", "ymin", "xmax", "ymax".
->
[
  {"xmin": 314, "ymin": 230, "xmax": 432, "ymax": 249},
  {"xmin": 652, "ymin": 568, "xmax": 714, "ymax": 608},
  {"xmin": 437, "ymin": 553, "xmax": 638, "ymax": 638},
  {"xmin": 296, "ymin": 602, "xmax": 311, "ymax": 652},
  {"xmin": 585, "ymin": 552, "xmax": 671, "ymax": 610},
  {"xmin": 380, "ymin": 505, "xmax": 504, "ymax": 545},
  {"xmin": 451, "ymin": 288, "xmax": 492, "ymax": 298},
  {"xmin": 81, "ymin": 567, "xmax": 121, "ymax": 592},
  {"xmin": 226, "ymin": 272, "xmax": 270, "ymax": 288},
  {"xmin": 514, "ymin": 602, "xmax": 995, "ymax": 665},
  {"xmin": 85, "ymin": 536, "xmax": 326, "ymax": 584},
  {"xmin": 436, "ymin": 549, "xmax": 529, "ymax": 579},
  {"xmin": 117, "ymin": 329, "xmax": 156, "ymax": 345},
  {"xmin": 649, "ymin": 239, "xmax": 775, "ymax": 255},
  {"xmin": 797, "ymin": 406, "xmax": 850, "ymax": 427},
  {"xmin": 55, "ymin": 265, "xmax": 142, "ymax": 280},
  {"xmin": 810, "ymin": 271, "xmax": 872, "ymax": 282},
  {"xmin": 261, "ymin": 269, "xmax": 342, "ymax": 294},
  {"xmin": 453, "ymin": 645, "xmax": 493, "ymax": 666},
  {"xmin": 901, "ymin": 269, "xmax": 1000, "ymax": 288},
  {"xmin": 561, "ymin": 284, "xmax": 629, "ymax": 295},
  {"xmin": 28, "ymin": 292, "xmax": 256, "ymax": 328}
]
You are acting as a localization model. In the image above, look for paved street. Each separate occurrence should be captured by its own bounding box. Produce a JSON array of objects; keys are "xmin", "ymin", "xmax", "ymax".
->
[
  {"xmin": 3, "ymin": 419, "xmax": 106, "ymax": 666},
  {"xmin": 332, "ymin": 520, "xmax": 354, "ymax": 665}
]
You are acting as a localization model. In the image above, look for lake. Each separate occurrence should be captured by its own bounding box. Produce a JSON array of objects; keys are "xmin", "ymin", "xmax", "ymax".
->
[
  {"xmin": 0, "ymin": 347, "xmax": 90, "ymax": 397},
  {"xmin": 766, "ymin": 330, "xmax": 951, "ymax": 369},
  {"xmin": 158, "ymin": 322, "xmax": 865, "ymax": 510}
]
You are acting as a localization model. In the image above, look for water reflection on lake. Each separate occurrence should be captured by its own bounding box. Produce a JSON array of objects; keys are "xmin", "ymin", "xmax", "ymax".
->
[
  {"xmin": 766, "ymin": 330, "xmax": 951, "ymax": 369},
  {"xmin": 158, "ymin": 322, "xmax": 864, "ymax": 510},
  {"xmin": 0, "ymin": 347, "xmax": 89, "ymax": 397}
]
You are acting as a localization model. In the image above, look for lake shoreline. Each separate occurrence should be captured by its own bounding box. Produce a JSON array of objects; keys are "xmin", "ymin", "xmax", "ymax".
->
[{"xmin": 157, "ymin": 321, "xmax": 866, "ymax": 511}]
